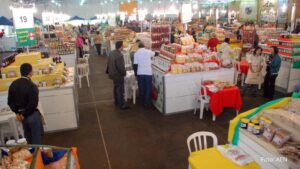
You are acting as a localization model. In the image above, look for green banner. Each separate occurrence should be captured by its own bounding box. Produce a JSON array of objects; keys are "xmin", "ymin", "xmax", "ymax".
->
[{"xmin": 16, "ymin": 28, "xmax": 36, "ymax": 47}]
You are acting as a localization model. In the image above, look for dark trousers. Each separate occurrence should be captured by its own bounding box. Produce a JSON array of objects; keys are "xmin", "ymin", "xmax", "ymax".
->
[
  {"xmin": 263, "ymin": 73, "xmax": 278, "ymax": 100},
  {"xmin": 113, "ymin": 79, "xmax": 125, "ymax": 108},
  {"xmin": 78, "ymin": 47, "xmax": 83, "ymax": 58},
  {"xmin": 95, "ymin": 44, "xmax": 102, "ymax": 56},
  {"xmin": 137, "ymin": 75, "xmax": 152, "ymax": 105},
  {"xmin": 22, "ymin": 111, "xmax": 44, "ymax": 144}
]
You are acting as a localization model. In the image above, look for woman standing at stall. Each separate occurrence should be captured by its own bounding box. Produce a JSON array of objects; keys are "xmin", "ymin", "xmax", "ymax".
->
[
  {"xmin": 76, "ymin": 33, "xmax": 84, "ymax": 58},
  {"xmin": 242, "ymin": 47, "xmax": 265, "ymax": 97},
  {"xmin": 207, "ymin": 32, "xmax": 219, "ymax": 52},
  {"xmin": 263, "ymin": 46, "xmax": 281, "ymax": 100},
  {"xmin": 219, "ymin": 38, "xmax": 234, "ymax": 68}
]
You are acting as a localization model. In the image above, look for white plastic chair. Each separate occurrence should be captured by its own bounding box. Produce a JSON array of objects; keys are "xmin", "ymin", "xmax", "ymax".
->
[
  {"xmin": 101, "ymin": 43, "xmax": 107, "ymax": 56},
  {"xmin": 124, "ymin": 72, "xmax": 138, "ymax": 104},
  {"xmin": 187, "ymin": 131, "xmax": 218, "ymax": 154},
  {"xmin": 0, "ymin": 117, "xmax": 23, "ymax": 144},
  {"xmin": 233, "ymin": 60, "xmax": 245, "ymax": 86},
  {"xmin": 77, "ymin": 63, "xmax": 90, "ymax": 88},
  {"xmin": 234, "ymin": 47, "xmax": 241, "ymax": 60},
  {"xmin": 83, "ymin": 53, "xmax": 90, "ymax": 60},
  {"xmin": 194, "ymin": 83, "xmax": 210, "ymax": 120},
  {"xmin": 123, "ymin": 52, "xmax": 132, "ymax": 70}
]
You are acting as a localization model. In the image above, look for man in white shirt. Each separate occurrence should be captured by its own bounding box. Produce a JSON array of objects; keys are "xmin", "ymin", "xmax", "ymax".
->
[{"xmin": 134, "ymin": 42, "xmax": 155, "ymax": 107}]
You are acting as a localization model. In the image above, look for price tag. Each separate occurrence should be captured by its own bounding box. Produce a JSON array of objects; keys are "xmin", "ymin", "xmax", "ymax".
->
[{"xmin": 12, "ymin": 8, "xmax": 34, "ymax": 29}]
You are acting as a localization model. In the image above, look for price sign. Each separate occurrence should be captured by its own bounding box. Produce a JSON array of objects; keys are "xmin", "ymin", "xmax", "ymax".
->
[
  {"xmin": 13, "ymin": 8, "xmax": 36, "ymax": 47},
  {"xmin": 13, "ymin": 8, "xmax": 34, "ymax": 29},
  {"xmin": 181, "ymin": 3, "xmax": 192, "ymax": 24},
  {"xmin": 42, "ymin": 12, "xmax": 54, "ymax": 25}
]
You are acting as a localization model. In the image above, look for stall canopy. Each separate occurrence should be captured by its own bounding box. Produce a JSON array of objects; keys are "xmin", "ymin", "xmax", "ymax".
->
[
  {"xmin": 0, "ymin": 16, "xmax": 13, "ymax": 26},
  {"xmin": 68, "ymin": 16, "xmax": 85, "ymax": 21},
  {"xmin": 89, "ymin": 16, "xmax": 97, "ymax": 20}
]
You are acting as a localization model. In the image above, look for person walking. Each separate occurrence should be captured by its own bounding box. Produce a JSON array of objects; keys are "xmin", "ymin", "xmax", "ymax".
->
[
  {"xmin": 263, "ymin": 46, "xmax": 281, "ymax": 100},
  {"xmin": 76, "ymin": 33, "xmax": 84, "ymax": 58},
  {"xmin": 94, "ymin": 31, "xmax": 103, "ymax": 56},
  {"xmin": 134, "ymin": 42, "xmax": 155, "ymax": 107},
  {"xmin": 8, "ymin": 63, "xmax": 44, "ymax": 144},
  {"xmin": 242, "ymin": 47, "xmax": 265, "ymax": 97},
  {"xmin": 107, "ymin": 41, "xmax": 129, "ymax": 110}
]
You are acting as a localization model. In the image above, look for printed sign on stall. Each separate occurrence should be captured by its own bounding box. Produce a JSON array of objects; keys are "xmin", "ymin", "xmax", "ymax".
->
[
  {"xmin": 181, "ymin": 3, "xmax": 192, "ymax": 23},
  {"xmin": 12, "ymin": 8, "xmax": 36, "ymax": 47}
]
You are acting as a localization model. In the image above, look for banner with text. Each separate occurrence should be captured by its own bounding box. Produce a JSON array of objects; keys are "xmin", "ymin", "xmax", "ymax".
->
[{"xmin": 12, "ymin": 8, "xmax": 36, "ymax": 47}]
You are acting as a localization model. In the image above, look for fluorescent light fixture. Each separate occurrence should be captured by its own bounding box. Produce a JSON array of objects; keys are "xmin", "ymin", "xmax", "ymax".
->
[
  {"xmin": 193, "ymin": 3, "xmax": 198, "ymax": 10},
  {"xmin": 282, "ymin": 4, "xmax": 287, "ymax": 12},
  {"xmin": 80, "ymin": 0, "xmax": 85, "ymax": 6}
]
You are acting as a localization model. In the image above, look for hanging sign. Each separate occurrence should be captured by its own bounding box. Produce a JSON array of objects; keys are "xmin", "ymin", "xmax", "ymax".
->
[
  {"xmin": 42, "ymin": 12, "xmax": 54, "ymax": 25},
  {"xmin": 181, "ymin": 3, "xmax": 192, "ymax": 23},
  {"xmin": 13, "ymin": 8, "xmax": 36, "ymax": 47}
]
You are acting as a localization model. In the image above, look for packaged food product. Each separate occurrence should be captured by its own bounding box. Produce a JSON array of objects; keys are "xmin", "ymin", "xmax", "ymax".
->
[
  {"xmin": 247, "ymin": 123, "xmax": 254, "ymax": 133},
  {"xmin": 279, "ymin": 141, "xmax": 300, "ymax": 164},
  {"xmin": 264, "ymin": 119, "xmax": 272, "ymax": 128},
  {"xmin": 252, "ymin": 125, "xmax": 261, "ymax": 135},
  {"xmin": 259, "ymin": 116, "xmax": 267, "ymax": 127},
  {"xmin": 240, "ymin": 118, "xmax": 249, "ymax": 129},
  {"xmin": 271, "ymin": 129, "xmax": 291, "ymax": 148},
  {"xmin": 250, "ymin": 118, "xmax": 259, "ymax": 125},
  {"xmin": 262, "ymin": 125, "xmax": 278, "ymax": 142}
]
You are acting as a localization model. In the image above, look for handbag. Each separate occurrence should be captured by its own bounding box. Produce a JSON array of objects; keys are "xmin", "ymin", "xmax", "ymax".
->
[{"xmin": 83, "ymin": 44, "xmax": 89, "ymax": 52}]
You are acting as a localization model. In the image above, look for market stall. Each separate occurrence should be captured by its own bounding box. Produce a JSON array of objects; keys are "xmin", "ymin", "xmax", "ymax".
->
[
  {"xmin": 261, "ymin": 34, "xmax": 300, "ymax": 93},
  {"xmin": 152, "ymin": 39, "xmax": 236, "ymax": 115},
  {"xmin": 0, "ymin": 16, "xmax": 17, "ymax": 52},
  {"xmin": 0, "ymin": 52, "xmax": 78, "ymax": 132},
  {"xmin": 0, "ymin": 144, "xmax": 80, "ymax": 169},
  {"xmin": 228, "ymin": 95, "xmax": 300, "ymax": 169}
]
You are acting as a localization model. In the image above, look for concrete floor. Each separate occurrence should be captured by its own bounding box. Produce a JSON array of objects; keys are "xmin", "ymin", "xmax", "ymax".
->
[{"xmin": 44, "ymin": 51, "xmax": 287, "ymax": 169}]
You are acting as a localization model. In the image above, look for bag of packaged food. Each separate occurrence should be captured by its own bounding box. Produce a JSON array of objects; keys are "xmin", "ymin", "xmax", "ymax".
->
[
  {"xmin": 271, "ymin": 129, "xmax": 291, "ymax": 148},
  {"xmin": 262, "ymin": 125, "xmax": 278, "ymax": 142}
]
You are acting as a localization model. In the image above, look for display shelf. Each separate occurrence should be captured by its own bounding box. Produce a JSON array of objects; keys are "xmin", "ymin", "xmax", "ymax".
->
[
  {"xmin": 150, "ymin": 23, "xmax": 171, "ymax": 50},
  {"xmin": 239, "ymin": 129, "xmax": 299, "ymax": 169}
]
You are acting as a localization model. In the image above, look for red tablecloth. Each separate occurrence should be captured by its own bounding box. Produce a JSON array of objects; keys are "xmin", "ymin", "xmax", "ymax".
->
[
  {"xmin": 202, "ymin": 86, "xmax": 242, "ymax": 116},
  {"xmin": 239, "ymin": 60, "xmax": 249, "ymax": 74}
]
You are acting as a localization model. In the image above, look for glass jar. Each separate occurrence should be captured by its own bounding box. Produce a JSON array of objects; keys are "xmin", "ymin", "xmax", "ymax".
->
[
  {"xmin": 253, "ymin": 125, "xmax": 261, "ymax": 135},
  {"xmin": 247, "ymin": 123, "xmax": 254, "ymax": 133},
  {"xmin": 251, "ymin": 118, "xmax": 259, "ymax": 125},
  {"xmin": 240, "ymin": 118, "xmax": 250, "ymax": 129}
]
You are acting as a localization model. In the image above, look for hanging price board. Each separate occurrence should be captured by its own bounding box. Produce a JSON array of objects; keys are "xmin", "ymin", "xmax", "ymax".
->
[
  {"xmin": 181, "ymin": 3, "xmax": 192, "ymax": 24},
  {"xmin": 13, "ymin": 8, "xmax": 36, "ymax": 47},
  {"xmin": 42, "ymin": 12, "xmax": 54, "ymax": 25}
]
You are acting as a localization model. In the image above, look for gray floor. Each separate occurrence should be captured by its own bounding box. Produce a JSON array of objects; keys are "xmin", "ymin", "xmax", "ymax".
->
[{"xmin": 44, "ymin": 50, "xmax": 287, "ymax": 169}]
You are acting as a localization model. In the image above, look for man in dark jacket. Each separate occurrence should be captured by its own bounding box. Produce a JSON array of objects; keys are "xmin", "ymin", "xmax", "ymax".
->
[
  {"xmin": 107, "ymin": 41, "xmax": 129, "ymax": 109},
  {"xmin": 8, "ymin": 63, "xmax": 44, "ymax": 144}
]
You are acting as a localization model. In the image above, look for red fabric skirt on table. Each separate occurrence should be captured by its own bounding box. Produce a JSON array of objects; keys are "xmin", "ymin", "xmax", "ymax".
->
[{"xmin": 202, "ymin": 86, "xmax": 242, "ymax": 117}]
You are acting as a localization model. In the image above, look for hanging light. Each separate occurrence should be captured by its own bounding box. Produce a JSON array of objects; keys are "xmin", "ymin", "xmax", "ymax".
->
[{"xmin": 281, "ymin": 3, "xmax": 287, "ymax": 13}]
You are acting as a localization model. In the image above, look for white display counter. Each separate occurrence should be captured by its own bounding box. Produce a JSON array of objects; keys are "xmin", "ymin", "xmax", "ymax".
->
[
  {"xmin": 275, "ymin": 57, "xmax": 300, "ymax": 93},
  {"xmin": 152, "ymin": 67, "xmax": 235, "ymax": 115},
  {"xmin": 238, "ymin": 129, "xmax": 298, "ymax": 169},
  {"xmin": 0, "ymin": 68, "xmax": 79, "ymax": 133}
]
